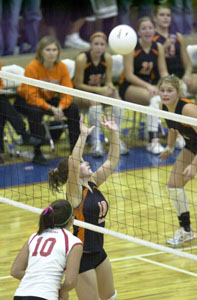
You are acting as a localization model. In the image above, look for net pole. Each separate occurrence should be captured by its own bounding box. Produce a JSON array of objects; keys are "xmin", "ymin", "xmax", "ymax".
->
[{"xmin": 1, "ymin": 196, "xmax": 197, "ymax": 261}]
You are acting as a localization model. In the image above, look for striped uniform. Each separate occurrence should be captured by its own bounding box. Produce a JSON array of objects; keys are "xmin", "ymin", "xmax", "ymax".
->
[
  {"xmin": 153, "ymin": 32, "xmax": 184, "ymax": 78},
  {"xmin": 119, "ymin": 41, "xmax": 160, "ymax": 99},
  {"xmin": 162, "ymin": 97, "xmax": 197, "ymax": 154},
  {"xmin": 83, "ymin": 51, "xmax": 107, "ymax": 87},
  {"xmin": 73, "ymin": 181, "xmax": 108, "ymax": 273},
  {"xmin": 14, "ymin": 228, "xmax": 82, "ymax": 300}
]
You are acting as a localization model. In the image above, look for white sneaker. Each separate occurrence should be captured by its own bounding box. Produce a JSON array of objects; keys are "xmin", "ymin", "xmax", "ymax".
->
[
  {"xmin": 146, "ymin": 138, "xmax": 164, "ymax": 155},
  {"xmin": 120, "ymin": 140, "xmax": 129, "ymax": 155},
  {"xmin": 166, "ymin": 227, "xmax": 195, "ymax": 246},
  {"xmin": 64, "ymin": 33, "xmax": 90, "ymax": 49},
  {"xmin": 175, "ymin": 135, "xmax": 186, "ymax": 150},
  {"xmin": 91, "ymin": 140, "xmax": 104, "ymax": 157}
]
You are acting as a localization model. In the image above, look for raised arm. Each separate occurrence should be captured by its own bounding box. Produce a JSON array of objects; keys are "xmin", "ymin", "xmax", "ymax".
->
[
  {"xmin": 66, "ymin": 115, "xmax": 95, "ymax": 207},
  {"xmin": 92, "ymin": 113, "xmax": 120, "ymax": 186}
]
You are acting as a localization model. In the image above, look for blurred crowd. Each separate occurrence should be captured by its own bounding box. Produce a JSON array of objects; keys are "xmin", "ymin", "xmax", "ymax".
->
[{"xmin": 0, "ymin": 0, "xmax": 195, "ymax": 56}]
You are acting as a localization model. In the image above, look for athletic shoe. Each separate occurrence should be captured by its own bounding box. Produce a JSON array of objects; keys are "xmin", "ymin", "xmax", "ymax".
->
[
  {"xmin": 91, "ymin": 140, "xmax": 105, "ymax": 157},
  {"xmin": 175, "ymin": 135, "xmax": 186, "ymax": 150},
  {"xmin": 166, "ymin": 227, "xmax": 195, "ymax": 246},
  {"xmin": 32, "ymin": 153, "xmax": 49, "ymax": 166},
  {"xmin": 64, "ymin": 33, "xmax": 90, "ymax": 50},
  {"xmin": 120, "ymin": 140, "xmax": 129, "ymax": 155},
  {"xmin": 146, "ymin": 138, "xmax": 164, "ymax": 155}
]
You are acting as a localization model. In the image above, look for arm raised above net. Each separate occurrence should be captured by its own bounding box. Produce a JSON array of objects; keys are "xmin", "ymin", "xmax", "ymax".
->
[{"xmin": 92, "ymin": 113, "xmax": 120, "ymax": 187}]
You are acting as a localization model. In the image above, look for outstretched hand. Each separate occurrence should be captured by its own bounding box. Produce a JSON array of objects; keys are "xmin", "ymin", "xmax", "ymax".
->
[
  {"xmin": 100, "ymin": 113, "xmax": 118, "ymax": 131},
  {"xmin": 80, "ymin": 114, "xmax": 95, "ymax": 136}
]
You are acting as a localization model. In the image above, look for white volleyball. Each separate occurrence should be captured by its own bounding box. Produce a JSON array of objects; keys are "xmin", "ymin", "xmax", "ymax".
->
[{"xmin": 108, "ymin": 25, "xmax": 137, "ymax": 55}]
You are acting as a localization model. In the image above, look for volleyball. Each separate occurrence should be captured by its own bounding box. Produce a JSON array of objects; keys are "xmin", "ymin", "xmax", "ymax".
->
[{"xmin": 108, "ymin": 25, "xmax": 137, "ymax": 55}]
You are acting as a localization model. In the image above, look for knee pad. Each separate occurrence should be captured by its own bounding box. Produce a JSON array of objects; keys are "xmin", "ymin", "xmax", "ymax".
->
[
  {"xmin": 107, "ymin": 290, "xmax": 117, "ymax": 300},
  {"xmin": 167, "ymin": 186, "xmax": 189, "ymax": 215}
]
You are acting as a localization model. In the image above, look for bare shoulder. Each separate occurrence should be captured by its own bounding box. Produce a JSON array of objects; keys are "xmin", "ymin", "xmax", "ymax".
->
[
  {"xmin": 76, "ymin": 52, "xmax": 87, "ymax": 64},
  {"xmin": 182, "ymin": 102, "xmax": 197, "ymax": 117}
]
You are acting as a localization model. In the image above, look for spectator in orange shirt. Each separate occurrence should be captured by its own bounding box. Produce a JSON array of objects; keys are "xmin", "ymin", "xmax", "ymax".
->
[{"xmin": 14, "ymin": 36, "xmax": 80, "ymax": 165}]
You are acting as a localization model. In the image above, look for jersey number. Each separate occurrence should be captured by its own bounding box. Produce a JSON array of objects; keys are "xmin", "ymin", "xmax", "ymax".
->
[
  {"xmin": 98, "ymin": 201, "xmax": 107, "ymax": 217},
  {"xmin": 32, "ymin": 237, "xmax": 56, "ymax": 257},
  {"xmin": 139, "ymin": 62, "xmax": 153, "ymax": 75}
]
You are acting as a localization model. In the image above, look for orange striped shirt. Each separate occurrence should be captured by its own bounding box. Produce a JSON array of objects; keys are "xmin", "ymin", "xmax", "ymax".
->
[{"xmin": 18, "ymin": 59, "xmax": 73, "ymax": 111}]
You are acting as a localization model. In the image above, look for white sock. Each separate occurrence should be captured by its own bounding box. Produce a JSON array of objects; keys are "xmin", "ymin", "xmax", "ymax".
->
[{"xmin": 147, "ymin": 95, "xmax": 161, "ymax": 133}]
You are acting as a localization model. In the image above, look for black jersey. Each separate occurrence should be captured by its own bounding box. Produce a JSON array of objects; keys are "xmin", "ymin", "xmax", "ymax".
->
[
  {"xmin": 133, "ymin": 41, "xmax": 160, "ymax": 84},
  {"xmin": 162, "ymin": 98, "xmax": 197, "ymax": 154},
  {"xmin": 83, "ymin": 51, "xmax": 107, "ymax": 86},
  {"xmin": 153, "ymin": 32, "xmax": 184, "ymax": 78},
  {"xmin": 73, "ymin": 181, "xmax": 108, "ymax": 252}
]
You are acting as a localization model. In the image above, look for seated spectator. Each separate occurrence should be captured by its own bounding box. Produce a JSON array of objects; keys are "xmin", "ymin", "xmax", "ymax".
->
[
  {"xmin": 14, "ymin": 36, "xmax": 80, "ymax": 165},
  {"xmin": 74, "ymin": 31, "xmax": 129, "ymax": 157},
  {"xmin": 118, "ymin": 17, "xmax": 168, "ymax": 154},
  {"xmin": 0, "ymin": 61, "xmax": 41, "ymax": 164}
]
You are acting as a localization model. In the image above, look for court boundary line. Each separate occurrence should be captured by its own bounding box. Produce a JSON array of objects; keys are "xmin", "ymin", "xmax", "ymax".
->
[{"xmin": 1, "ymin": 248, "xmax": 197, "ymax": 281}]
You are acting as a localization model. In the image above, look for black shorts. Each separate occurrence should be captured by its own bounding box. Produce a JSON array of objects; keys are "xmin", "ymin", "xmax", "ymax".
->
[
  {"xmin": 119, "ymin": 80, "xmax": 131, "ymax": 100},
  {"xmin": 14, "ymin": 297, "xmax": 47, "ymax": 300},
  {"xmin": 79, "ymin": 249, "xmax": 107, "ymax": 274}
]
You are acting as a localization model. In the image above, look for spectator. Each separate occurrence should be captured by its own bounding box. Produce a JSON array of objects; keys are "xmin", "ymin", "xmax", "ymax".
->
[
  {"xmin": 74, "ymin": 31, "xmax": 129, "ymax": 157},
  {"xmin": 119, "ymin": 17, "xmax": 168, "ymax": 154},
  {"xmin": 170, "ymin": 0, "xmax": 194, "ymax": 35},
  {"xmin": 0, "ymin": 62, "xmax": 41, "ymax": 164},
  {"xmin": 1, "ymin": 0, "xmax": 42, "ymax": 56},
  {"xmin": 14, "ymin": 36, "xmax": 80, "ymax": 165}
]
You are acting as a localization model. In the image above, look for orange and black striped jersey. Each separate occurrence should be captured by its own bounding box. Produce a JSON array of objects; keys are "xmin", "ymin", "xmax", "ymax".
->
[
  {"xmin": 83, "ymin": 51, "xmax": 106, "ymax": 86},
  {"xmin": 133, "ymin": 41, "xmax": 160, "ymax": 84},
  {"xmin": 73, "ymin": 181, "xmax": 108, "ymax": 252},
  {"xmin": 153, "ymin": 32, "xmax": 184, "ymax": 78},
  {"xmin": 163, "ymin": 97, "xmax": 197, "ymax": 153}
]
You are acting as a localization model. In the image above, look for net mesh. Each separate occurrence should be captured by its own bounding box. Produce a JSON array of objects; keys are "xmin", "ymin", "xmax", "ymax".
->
[{"xmin": 1, "ymin": 71, "xmax": 197, "ymax": 260}]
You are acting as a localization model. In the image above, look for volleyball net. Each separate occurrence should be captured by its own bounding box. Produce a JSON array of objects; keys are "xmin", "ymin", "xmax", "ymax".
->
[{"xmin": 1, "ymin": 71, "xmax": 197, "ymax": 261}]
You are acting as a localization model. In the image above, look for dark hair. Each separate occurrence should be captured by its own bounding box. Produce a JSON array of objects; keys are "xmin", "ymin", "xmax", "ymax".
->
[
  {"xmin": 36, "ymin": 36, "xmax": 61, "ymax": 64},
  {"xmin": 37, "ymin": 199, "xmax": 73, "ymax": 235},
  {"xmin": 154, "ymin": 4, "xmax": 171, "ymax": 16},
  {"xmin": 48, "ymin": 158, "xmax": 69, "ymax": 193}
]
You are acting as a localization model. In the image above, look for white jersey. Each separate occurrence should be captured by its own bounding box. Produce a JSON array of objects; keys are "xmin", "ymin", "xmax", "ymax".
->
[{"xmin": 15, "ymin": 228, "xmax": 82, "ymax": 300}]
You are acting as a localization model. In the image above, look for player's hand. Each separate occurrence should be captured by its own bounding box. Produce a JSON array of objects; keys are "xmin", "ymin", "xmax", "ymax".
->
[
  {"xmin": 100, "ymin": 86, "xmax": 115, "ymax": 97},
  {"xmin": 146, "ymin": 84, "xmax": 158, "ymax": 97},
  {"xmin": 100, "ymin": 113, "xmax": 118, "ymax": 131},
  {"xmin": 159, "ymin": 149, "xmax": 170, "ymax": 161},
  {"xmin": 183, "ymin": 164, "xmax": 197, "ymax": 180},
  {"xmin": 80, "ymin": 114, "xmax": 95, "ymax": 136}
]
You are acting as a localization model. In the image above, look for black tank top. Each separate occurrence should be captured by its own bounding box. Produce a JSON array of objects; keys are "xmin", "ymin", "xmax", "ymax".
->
[
  {"xmin": 83, "ymin": 51, "xmax": 106, "ymax": 86},
  {"xmin": 162, "ymin": 98, "xmax": 197, "ymax": 153}
]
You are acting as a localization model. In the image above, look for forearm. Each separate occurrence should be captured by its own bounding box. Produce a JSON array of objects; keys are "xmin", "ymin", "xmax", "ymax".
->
[
  {"xmin": 71, "ymin": 133, "xmax": 88, "ymax": 159},
  {"xmin": 167, "ymin": 128, "xmax": 178, "ymax": 149},
  {"xmin": 107, "ymin": 130, "xmax": 120, "ymax": 166},
  {"xmin": 10, "ymin": 270, "xmax": 25, "ymax": 280},
  {"xmin": 192, "ymin": 154, "xmax": 197, "ymax": 167},
  {"xmin": 76, "ymin": 83, "xmax": 103, "ymax": 94}
]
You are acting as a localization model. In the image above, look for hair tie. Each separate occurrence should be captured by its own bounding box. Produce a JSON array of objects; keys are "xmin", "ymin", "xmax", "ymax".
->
[
  {"xmin": 43, "ymin": 206, "xmax": 53, "ymax": 215},
  {"xmin": 90, "ymin": 32, "xmax": 107, "ymax": 42}
]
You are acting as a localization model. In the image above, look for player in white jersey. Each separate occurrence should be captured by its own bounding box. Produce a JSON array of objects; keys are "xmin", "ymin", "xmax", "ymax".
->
[{"xmin": 11, "ymin": 199, "xmax": 83, "ymax": 300}]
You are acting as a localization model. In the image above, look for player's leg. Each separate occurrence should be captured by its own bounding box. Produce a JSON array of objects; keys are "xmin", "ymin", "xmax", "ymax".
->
[
  {"xmin": 167, "ymin": 148, "xmax": 195, "ymax": 245},
  {"xmin": 96, "ymin": 257, "xmax": 116, "ymax": 300},
  {"xmin": 75, "ymin": 269, "xmax": 100, "ymax": 300}
]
